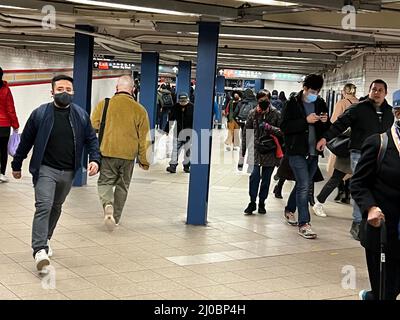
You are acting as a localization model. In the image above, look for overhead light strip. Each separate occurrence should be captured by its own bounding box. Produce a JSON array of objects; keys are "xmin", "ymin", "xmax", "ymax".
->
[
  {"xmin": 234, "ymin": 0, "xmax": 297, "ymax": 6},
  {"xmin": 66, "ymin": 0, "xmax": 199, "ymax": 16},
  {"xmin": 188, "ymin": 32, "xmax": 336, "ymax": 42},
  {"xmin": 0, "ymin": 5, "xmax": 35, "ymax": 10}
]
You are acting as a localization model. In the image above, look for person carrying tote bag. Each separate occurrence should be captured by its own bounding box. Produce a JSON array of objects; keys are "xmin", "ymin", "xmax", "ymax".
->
[{"xmin": 0, "ymin": 67, "xmax": 19, "ymax": 182}]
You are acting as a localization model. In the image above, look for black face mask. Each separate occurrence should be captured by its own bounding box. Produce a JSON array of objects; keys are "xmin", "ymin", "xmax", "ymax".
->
[
  {"xmin": 54, "ymin": 92, "xmax": 73, "ymax": 108},
  {"xmin": 259, "ymin": 100, "xmax": 270, "ymax": 111}
]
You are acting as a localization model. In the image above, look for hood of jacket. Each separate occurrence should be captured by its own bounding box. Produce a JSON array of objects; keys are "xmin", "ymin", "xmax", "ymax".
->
[{"xmin": 242, "ymin": 88, "xmax": 256, "ymax": 101}]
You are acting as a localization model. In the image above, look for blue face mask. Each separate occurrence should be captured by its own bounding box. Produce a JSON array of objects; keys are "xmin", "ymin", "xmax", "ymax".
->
[{"xmin": 306, "ymin": 93, "xmax": 318, "ymax": 103}]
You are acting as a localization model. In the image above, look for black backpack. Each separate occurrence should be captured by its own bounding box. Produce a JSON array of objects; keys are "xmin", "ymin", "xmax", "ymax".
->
[
  {"xmin": 237, "ymin": 100, "xmax": 256, "ymax": 122},
  {"xmin": 161, "ymin": 92, "xmax": 174, "ymax": 109}
]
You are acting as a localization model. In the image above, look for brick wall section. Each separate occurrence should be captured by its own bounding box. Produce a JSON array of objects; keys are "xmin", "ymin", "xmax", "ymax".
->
[
  {"xmin": 364, "ymin": 53, "xmax": 400, "ymax": 106},
  {"xmin": 323, "ymin": 53, "xmax": 400, "ymax": 106},
  {"xmin": 0, "ymin": 47, "xmax": 73, "ymax": 70},
  {"xmin": 322, "ymin": 55, "xmax": 365, "ymax": 99},
  {"xmin": 0, "ymin": 47, "xmax": 128, "ymax": 127}
]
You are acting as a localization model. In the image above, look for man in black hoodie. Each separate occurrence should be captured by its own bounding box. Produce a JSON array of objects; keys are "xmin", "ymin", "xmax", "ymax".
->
[
  {"xmin": 317, "ymin": 79, "xmax": 393, "ymax": 241},
  {"xmin": 166, "ymin": 92, "xmax": 194, "ymax": 173}
]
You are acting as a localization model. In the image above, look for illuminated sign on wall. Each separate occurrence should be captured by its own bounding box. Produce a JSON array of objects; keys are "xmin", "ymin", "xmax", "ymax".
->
[
  {"xmin": 93, "ymin": 60, "xmax": 135, "ymax": 70},
  {"xmin": 221, "ymin": 69, "xmax": 304, "ymax": 82}
]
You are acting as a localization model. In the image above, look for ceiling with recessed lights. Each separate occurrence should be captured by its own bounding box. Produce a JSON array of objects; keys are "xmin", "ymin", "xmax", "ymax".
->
[{"xmin": 1, "ymin": 0, "xmax": 400, "ymax": 75}]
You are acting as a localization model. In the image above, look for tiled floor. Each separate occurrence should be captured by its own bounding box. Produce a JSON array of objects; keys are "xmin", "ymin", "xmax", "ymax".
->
[{"xmin": 0, "ymin": 130, "xmax": 372, "ymax": 300}]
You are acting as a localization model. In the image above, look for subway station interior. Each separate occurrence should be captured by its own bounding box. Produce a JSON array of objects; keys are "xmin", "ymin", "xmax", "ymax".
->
[{"xmin": 0, "ymin": 0, "xmax": 400, "ymax": 301}]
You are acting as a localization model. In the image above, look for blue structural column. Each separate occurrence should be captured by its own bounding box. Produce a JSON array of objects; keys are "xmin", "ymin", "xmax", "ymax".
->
[
  {"xmin": 254, "ymin": 79, "xmax": 265, "ymax": 92},
  {"xmin": 139, "ymin": 52, "xmax": 159, "ymax": 134},
  {"xmin": 176, "ymin": 60, "xmax": 192, "ymax": 101},
  {"xmin": 187, "ymin": 22, "xmax": 220, "ymax": 225},
  {"xmin": 72, "ymin": 25, "xmax": 94, "ymax": 186},
  {"xmin": 216, "ymin": 75, "xmax": 225, "ymax": 94}
]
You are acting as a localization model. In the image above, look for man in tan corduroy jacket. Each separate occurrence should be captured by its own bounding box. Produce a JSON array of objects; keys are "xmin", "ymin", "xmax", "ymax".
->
[{"xmin": 91, "ymin": 75, "xmax": 150, "ymax": 231}]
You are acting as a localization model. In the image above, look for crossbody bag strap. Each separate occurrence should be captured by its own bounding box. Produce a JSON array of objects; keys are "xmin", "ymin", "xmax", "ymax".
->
[
  {"xmin": 98, "ymin": 98, "xmax": 110, "ymax": 147},
  {"xmin": 377, "ymin": 132, "xmax": 388, "ymax": 173}
]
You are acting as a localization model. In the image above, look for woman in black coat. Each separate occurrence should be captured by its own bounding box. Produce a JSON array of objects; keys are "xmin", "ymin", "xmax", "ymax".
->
[
  {"xmin": 350, "ymin": 106, "xmax": 400, "ymax": 300},
  {"xmin": 242, "ymin": 90, "xmax": 282, "ymax": 215}
]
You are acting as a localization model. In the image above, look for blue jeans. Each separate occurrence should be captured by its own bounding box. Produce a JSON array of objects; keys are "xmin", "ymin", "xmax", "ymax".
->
[
  {"xmin": 286, "ymin": 155, "xmax": 319, "ymax": 226},
  {"xmin": 159, "ymin": 109, "xmax": 169, "ymax": 132},
  {"xmin": 249, "ymin": 165, "xmax": 274, "ymax": 204},
  {"xmin": 350, "ymin": 150, "xmax": 362, "ymax": 224}
]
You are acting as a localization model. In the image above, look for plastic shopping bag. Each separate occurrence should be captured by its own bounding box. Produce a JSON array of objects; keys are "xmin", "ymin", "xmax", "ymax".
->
[
  {"xmin": 155, "ymin": 134, "xmax": 168, "ymax": 160},
  {"xmin": 8, "ymin": 130, "xmax": 21, "ymax": 157}
]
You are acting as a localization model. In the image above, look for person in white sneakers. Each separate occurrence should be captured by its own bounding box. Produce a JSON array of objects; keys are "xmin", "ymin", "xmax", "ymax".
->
[
  {"xmin": 313, "ymin": 83, "xmax": 358, "ymax": 218},
  {"xmin": 0, "ymin": 67, "xmax": 20, "ymax": 183},
  {"xmin": 11, "ymin": 75, "xmax": 100, "ymax": 271}
]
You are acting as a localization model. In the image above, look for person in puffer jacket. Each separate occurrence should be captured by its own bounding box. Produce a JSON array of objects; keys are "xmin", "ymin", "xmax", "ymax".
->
[{"xmin": 0, "ymin": 67, "xmax": 19, "ymax": 182}]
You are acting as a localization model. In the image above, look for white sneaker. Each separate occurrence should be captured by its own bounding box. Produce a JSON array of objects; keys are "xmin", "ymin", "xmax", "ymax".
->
[
  {"xmin": 34, "ymin": 249, "xmax": 50, "ymax": 271},
  {"xmin": 312, "ymin": 201, "xmax": 327, "ymax": 217},
  {"xmin": 298, "ymin": 223, "xmax": 317, "ymax": 239},
  {"xmin": 0, "ymin": 174, "xmax": 9, "ymax": 183},
  {"xmin": 47, "ymin": 240, "xmax": 53, "ymax": 257},
  {"xmin": 359, "ymin": 289, "xmax": 368, "ymax": 300},
  {"xmin": 104, "ymin": 204, "xmax": 116, "ymax": 231}
]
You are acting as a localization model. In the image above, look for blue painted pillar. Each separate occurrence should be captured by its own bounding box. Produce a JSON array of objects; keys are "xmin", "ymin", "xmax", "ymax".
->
[
  {"xmin": 72, "ymin": 25, "xmax": 94, "ymax": 187},
  {"xmin": 254, "ymin": 79, "xmax": 264, "ymax": 92},
  {"xmin": 216, "ymin": 75, "xmax": 225, "ymax": 94},
  {"xmin": 187, "ymin": 22, "xmax": 220, "ymax": 225},
  {"xmin": 139, "ymin": 52, "xmax": 159, "ymax": 135},
  {"xmin": 176, "ymin": 61, "xmax": 192, "ymax": 101}
]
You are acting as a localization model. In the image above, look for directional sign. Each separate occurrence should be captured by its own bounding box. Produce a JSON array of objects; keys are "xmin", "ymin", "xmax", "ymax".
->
[{"xmin": 93, "ymin": 59, "xmax": 134, "ymax": 70}]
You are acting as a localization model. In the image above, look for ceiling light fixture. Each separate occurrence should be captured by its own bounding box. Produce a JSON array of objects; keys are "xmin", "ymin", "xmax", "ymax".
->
[
  {"xmin": 219, "ymin": 34, "xmax": 336, "ymax": 42},
  {"xmin": 188, "ymin": 32, "xmax": 335, "ymax": 42},
  {"xmin": 0, "ymin": 4, "xmax": 36, "ymax": 10},
  {"xmin": 66, "ymin": 0, "xmax": 199, "ymax": 16},
  {"xmin": 234, "ymin": 0, "xmax": 297, "ymax": 6}
]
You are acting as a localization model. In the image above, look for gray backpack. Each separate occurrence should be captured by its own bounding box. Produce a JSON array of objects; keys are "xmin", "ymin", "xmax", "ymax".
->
[{"xmin": 237, "ymin": 100, "xmax": 256, "ymax": 122}]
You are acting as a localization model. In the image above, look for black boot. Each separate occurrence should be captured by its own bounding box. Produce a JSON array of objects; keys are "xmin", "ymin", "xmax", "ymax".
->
[
  {"xmin": 273, "ymin": 178, "xmax": 285, "ymax": 199},
  {"xmin": 183, "ymin": 165, "xmax": 190, "ymax": 173},
  {"xmin": 258, "ymin": 202, "xmax": 266, "ymax": 214},
  {"xmin": 341, "ymin": 180, "xmax": 351, "ymax": 204},
  {"xmin": 350, "ymin": 221, "xmax": 360, "ymax": 241},
  {"xmin": 166, "ymin": 164, "xmax": 177, "ymax": 173},
  {"xmin": 244, "ymin": 202, "xmax": 256, "ymax": 215},
  {"xmin": 334, "ymin": 181, "xmax": 345, "ymax": 203},
  {"xmin": 308, "ymin": 183, "xmax": 315, "ymax": 206}
]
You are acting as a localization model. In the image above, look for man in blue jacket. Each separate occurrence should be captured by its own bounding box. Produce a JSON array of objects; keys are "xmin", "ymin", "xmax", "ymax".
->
[{"xmin": 11, "ymin": 75, "xmax": 100, "ymax": 272}]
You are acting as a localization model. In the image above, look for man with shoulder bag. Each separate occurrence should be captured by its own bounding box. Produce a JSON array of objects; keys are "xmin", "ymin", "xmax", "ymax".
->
[
  {"xmin": 242, "ymin": 90, "xmax": 283, "ymax": 216},
  {"xmin": 317, "ymin": 79, "xmax": 393, "ymax": 240}
]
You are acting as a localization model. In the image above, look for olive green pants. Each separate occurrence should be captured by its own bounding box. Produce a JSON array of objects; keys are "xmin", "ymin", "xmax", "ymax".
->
[{"xmin": 97, "ymin": 157, "xmax": 135, "ymax": 223}]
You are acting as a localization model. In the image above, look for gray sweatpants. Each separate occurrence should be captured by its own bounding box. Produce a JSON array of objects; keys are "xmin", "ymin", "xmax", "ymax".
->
[{"xmin": 32, "ymin": 165, "xmax": 74, "ymax": 256}]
